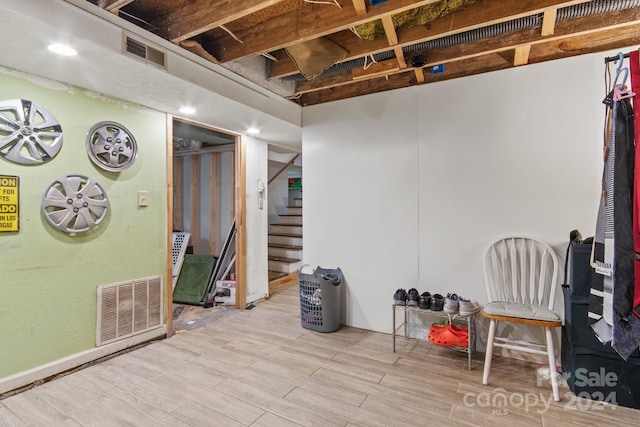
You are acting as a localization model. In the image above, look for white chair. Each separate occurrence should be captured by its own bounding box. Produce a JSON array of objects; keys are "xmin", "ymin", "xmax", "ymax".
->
[{"xmin": 482, "ymin": 236, "xmax": 562, "ymax": 401}]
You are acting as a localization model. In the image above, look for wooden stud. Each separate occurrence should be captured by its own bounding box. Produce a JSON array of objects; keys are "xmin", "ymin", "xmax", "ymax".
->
[
  {"xmin": 352, "ymin": 0, "xmax": 367, "ymax": 15},
  {"xmin": 209, "ymin": 153, "xmax": 218, "ymax": 256},
  {"xmin": 414, "ymin": 67, "xmax": 425, "ymax": 83},
  {"xmin": 172, "ymin": 157, "xmax": 184, "ymax": 232},
  {"xmin": 190, "ymin": 155, "xmax": 200, "ymax": 254},
  {"xmin": 166, "ymin": 115, "xmax": 174, "ymax": 337},
  {"xmin": 352, "ymin": 58, "xmax": 400, "ymax": 80},
  {"xmin": 235, "ymin": 137, "xmax": 246, "ymax": 309},
  {"xmin": 394, "ymin": 46, "xmax": 407, "ymax": 69},
  {"xmin": 381, "ymin": 15, "xmax": 398, "ymax": 46},
  {"xmin": 514, "ymin": 44, "xmax": 531, "ymax": 66},
  {"xmin": 542, "ymin": 8, "xmax": 558, "ymax": 36}
]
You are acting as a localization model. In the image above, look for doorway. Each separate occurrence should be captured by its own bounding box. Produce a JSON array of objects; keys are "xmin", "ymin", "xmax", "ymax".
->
[{"xmin": 169, "ymin": 117, "xmax": 246, "ymax": 325}]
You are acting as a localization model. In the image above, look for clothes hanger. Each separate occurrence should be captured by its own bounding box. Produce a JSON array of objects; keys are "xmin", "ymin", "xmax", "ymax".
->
[{"xmin": 612, "ymin": 51, "xmax": 635, "ymax": 101}]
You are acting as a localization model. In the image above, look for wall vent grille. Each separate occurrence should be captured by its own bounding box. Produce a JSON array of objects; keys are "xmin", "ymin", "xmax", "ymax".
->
[
  {"xmin": 123, "ymin": 34, "xmax": 166, "ymax": 69},
  {"xmin": 96, "ymin": 276, "xmax": 164, "ymax": 347}
]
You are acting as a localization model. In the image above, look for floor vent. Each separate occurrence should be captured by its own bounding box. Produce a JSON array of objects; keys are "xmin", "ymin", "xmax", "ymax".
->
[
  {"xmin": 123, "ymin": 34, "xmax": 166, "ymax": 69},
  {"xmin": 96, "ymin": 276, "xmax": 164, "ymax": 347}
]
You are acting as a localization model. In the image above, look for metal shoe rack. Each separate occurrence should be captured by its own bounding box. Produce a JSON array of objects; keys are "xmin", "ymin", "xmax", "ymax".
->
[{"xmin": 392, "ymin": 304, "xmax": 476, "ymax": 369}]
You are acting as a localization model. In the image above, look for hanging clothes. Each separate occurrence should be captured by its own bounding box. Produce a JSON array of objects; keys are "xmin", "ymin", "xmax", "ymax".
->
[
  {"xmin": 589, "ymin": 89, "xmax": 616, "ymax": 342},
  {"xmin": 610, "ymin": 79, "xmax": 637, "ymax": 360},
  {"xmin": 631, "ymin": 50, "xmax": 640, "ymax": 319}
]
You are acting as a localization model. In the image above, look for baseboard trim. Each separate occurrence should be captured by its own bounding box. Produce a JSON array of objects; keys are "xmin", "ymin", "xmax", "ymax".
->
[{"xmin": 0, "ymin": 326, "xmax": 167, "ymax": 396}]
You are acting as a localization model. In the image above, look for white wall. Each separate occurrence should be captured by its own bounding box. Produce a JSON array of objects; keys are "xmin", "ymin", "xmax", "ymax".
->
[
  {"xmin": 245, "ymin": 137, "xmax": 269, "ymax": 303},
  {"xmin": 302, "ymin": 52, "xmax": 610, "ymax": 336}
]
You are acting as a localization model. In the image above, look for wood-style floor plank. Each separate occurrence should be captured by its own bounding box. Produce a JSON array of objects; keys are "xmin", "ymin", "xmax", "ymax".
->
[{"xmin": 2, "ymin": 284, "xmax": 640, "ymax": 426}]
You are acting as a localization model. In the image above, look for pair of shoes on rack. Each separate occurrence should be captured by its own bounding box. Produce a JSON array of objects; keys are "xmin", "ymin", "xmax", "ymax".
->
[
  {"xmin": 393, "ymin": 288, "xmax": 407, "ymax": 305},
  {"xmin": 443, "ymin": 293, "xmax": 481, "ymax": 316},
  {"xmin": 459, "ymin": 297, "xmax": 481, "ymax": 316},
  {"xmin": 427, "ymin": 323, "xmax": 469, "ymax": 347},
  {"xmin": 407, "ymin": 288, "xmax": 420, "ymax": 306},
  {"xmin": 444, "ymin": 293, "xmax": 459, "ymax": 314},
  {"xmin": 393, "ymin": 288, "xmax": 422, "ymax": 306},
  {"xmin": 430, "ymin": 293, "xmax": 445, "ymax": 311},
  {"xmin": 419, "ymin": 292, "xmax": 431, "ymax": 309}
]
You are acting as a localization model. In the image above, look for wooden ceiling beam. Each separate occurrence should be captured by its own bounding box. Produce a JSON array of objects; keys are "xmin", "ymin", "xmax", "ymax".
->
[
  {"xmin": 269, "ymin": 0, "xmax": 592, "ymax": 79},
  {"xmin": 151, "ymin": 0, "xmax": 287, "ymax": 43},
  {"xmin": 297, "ymin": 27, "xmax": 640, "ymax": 106},
  {"xmin": 294, "ymin": 8, "xmax": 640, "ymax": 96},
  {"xmin": 217, "ymin": 0, "xmax": 443, "ymax": 62}
]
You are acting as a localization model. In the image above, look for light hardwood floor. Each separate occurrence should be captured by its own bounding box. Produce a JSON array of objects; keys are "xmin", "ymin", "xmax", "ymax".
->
[{"xmin": 1, "ymin": 285, "xmax": 639, "ymax": 426}]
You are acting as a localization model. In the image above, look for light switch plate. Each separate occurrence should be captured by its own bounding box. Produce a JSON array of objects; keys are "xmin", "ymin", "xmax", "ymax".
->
[{"xmin": 138, "ymin": 190, "xmax": 149, "ymax": 207}]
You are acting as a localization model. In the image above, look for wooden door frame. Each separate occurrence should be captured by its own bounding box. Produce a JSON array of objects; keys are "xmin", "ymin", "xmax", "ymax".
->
[{"xmin": 166, "ymin": 116, "xmax": 247, "ymax": 336}]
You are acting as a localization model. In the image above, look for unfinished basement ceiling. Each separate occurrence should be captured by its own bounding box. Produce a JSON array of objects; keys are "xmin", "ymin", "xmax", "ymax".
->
[{"xmin": 84, "ymin": 0, "xmax": 640, "ymax": 106}]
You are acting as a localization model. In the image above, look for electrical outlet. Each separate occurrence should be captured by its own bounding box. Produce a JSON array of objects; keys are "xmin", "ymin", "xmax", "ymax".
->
[{"xmin": 138, "ymin": 190, "xmax": 149, "ymax": 207}]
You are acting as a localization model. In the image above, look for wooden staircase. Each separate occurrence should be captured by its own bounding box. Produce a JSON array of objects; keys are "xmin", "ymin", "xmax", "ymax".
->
[{"xmin": 268, "ymin": 197, "xmax": 302, "ymax": 282}]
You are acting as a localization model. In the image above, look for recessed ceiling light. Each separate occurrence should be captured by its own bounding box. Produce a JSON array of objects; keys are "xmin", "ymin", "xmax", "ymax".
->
[
  {"xmin": 179, "ymin": 106, "xmax": 196, "ymax": 115},
  {"xmin": 247, "ymin": 127, "xmax": 260, "ymax": 135},
  {"xmin": 48, "ymin": 43, "xmax": 77, "ymax": 57}
]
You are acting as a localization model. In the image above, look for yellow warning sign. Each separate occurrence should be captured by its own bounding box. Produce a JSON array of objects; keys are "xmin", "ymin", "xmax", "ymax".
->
[{"xmin": 0, "ymin": 175, "xmax": 19, "ymax": 232}]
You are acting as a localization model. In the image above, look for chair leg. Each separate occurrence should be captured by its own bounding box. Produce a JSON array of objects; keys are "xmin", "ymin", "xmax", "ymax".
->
[
  {"xmin": 545, "ymin": 326, "xmax": 560, "ymax": 402},
  {"xmin": 482, "ymin": 319, "xmax": 497, "ymax": 385}
]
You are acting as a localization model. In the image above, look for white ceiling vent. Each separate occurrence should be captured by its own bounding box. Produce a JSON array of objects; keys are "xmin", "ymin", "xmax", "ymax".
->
[
  {"xmin": 96, "ymin": 276, "xmax": 164, "ymax": 347},
  {"xmin": 123, "ymin": 34, "xmax": 166, "ymax": 69}
]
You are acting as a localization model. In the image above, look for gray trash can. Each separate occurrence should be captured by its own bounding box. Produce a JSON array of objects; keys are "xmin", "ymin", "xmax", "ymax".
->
[{"xmin": 298, "ymin": 265, "xmax": 343, "ymax": 332}]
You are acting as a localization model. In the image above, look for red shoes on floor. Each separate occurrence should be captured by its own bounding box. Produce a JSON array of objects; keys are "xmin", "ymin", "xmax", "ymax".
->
[{"xmin": 427, "ymin": 323, "xmax": 469, "ymax": 347}]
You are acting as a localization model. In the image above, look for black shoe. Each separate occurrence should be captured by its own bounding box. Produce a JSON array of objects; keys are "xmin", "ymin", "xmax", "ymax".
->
[
  {"xmin": 393, "ymin": 288, "xmax": 407, "ymax": 305},
  {"xmin": 419, "ymin": 292, "xmax": 431, "ymax": 309},
  {"xmin": 430, "ymin": 293, "xmax": 445, "ymax": 311},
  {"xmin": 407, "ymin": 288, "xmax": 420, "ymax": 306}
]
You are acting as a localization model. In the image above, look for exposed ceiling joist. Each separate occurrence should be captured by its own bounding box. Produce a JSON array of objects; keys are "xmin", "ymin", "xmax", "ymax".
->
[
  {"xmin": 297, "ymin": 27, "xmax": 640, "ymax": 106},
  {"xmin": 216, "ymin": 0, "xmax": 442, "ymax": 62},
  {"xmin": 293, "ymin": 7, "xmax": 640, "ymax": 96},
  {"xmin": 154, "ymin": 0, "xmax": 287, "ymax": 43},
  {"xmin": 268, "ymin": 0, "xmax": 593, "ymax": 79},
  {"xmin": 79, "ymin": 0, "xmax": 640, "ymax": 107}
]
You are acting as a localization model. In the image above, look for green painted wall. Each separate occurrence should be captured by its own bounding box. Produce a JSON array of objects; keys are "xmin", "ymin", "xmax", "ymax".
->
[{"xmin": 0, "ymin": 70, "xmax": 168, "ymax": 378}]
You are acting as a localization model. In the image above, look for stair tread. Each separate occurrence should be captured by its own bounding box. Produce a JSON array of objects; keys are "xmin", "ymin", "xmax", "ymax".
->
[
  {"xmin": 269, "ymin": 255, "xmax": 301, "ymax": 263},
  {"xmin": 269, "ymin": 232, "xmax": 303, "ymax": 238},
  {"xmin": 272, "ymin": 223, "xmax": 301, "ymax": 227},
  {"xmin": 268, "ymin": 271, "xmax": 288, "ymax": 281},
  {"xmin": 269, "ymin": 243, "xmax": 303, "ymax": 250},
  {"xmin": 278, "ymin": 214, "xmax": 303, "ymax": 217}
]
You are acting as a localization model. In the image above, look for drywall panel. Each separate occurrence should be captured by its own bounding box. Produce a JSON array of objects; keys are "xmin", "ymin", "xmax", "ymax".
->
[
  {"xmin": 303, "ymin": 51, "xmax": 612, "ymax": 335},
  {"xmin": 303, "ymin": 92, "xmax": 420, "ymax": 332},
  {"xmin": 415, "ymin": 55, "xmax": 602, "ymax": 309},
  {"xmin": 0, "ymin": 70, "xmax": 167, "ymax": 378},
  {"xmin": 245, "ymin": 137, "xmax": 269, "ymax": 303}
]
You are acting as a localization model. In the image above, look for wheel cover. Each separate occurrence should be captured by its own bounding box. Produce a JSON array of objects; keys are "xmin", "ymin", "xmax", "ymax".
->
[
  {"xmin": 0, "ymin": 99, "xmax": 63, "ymax": 165},
  {"xmin": 42, "ymin": 174, "xmax": 110, "ymax": 233},
  {"xmin": 86, "ymin": 121, "xmax": 137, "ymax": 172}
]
